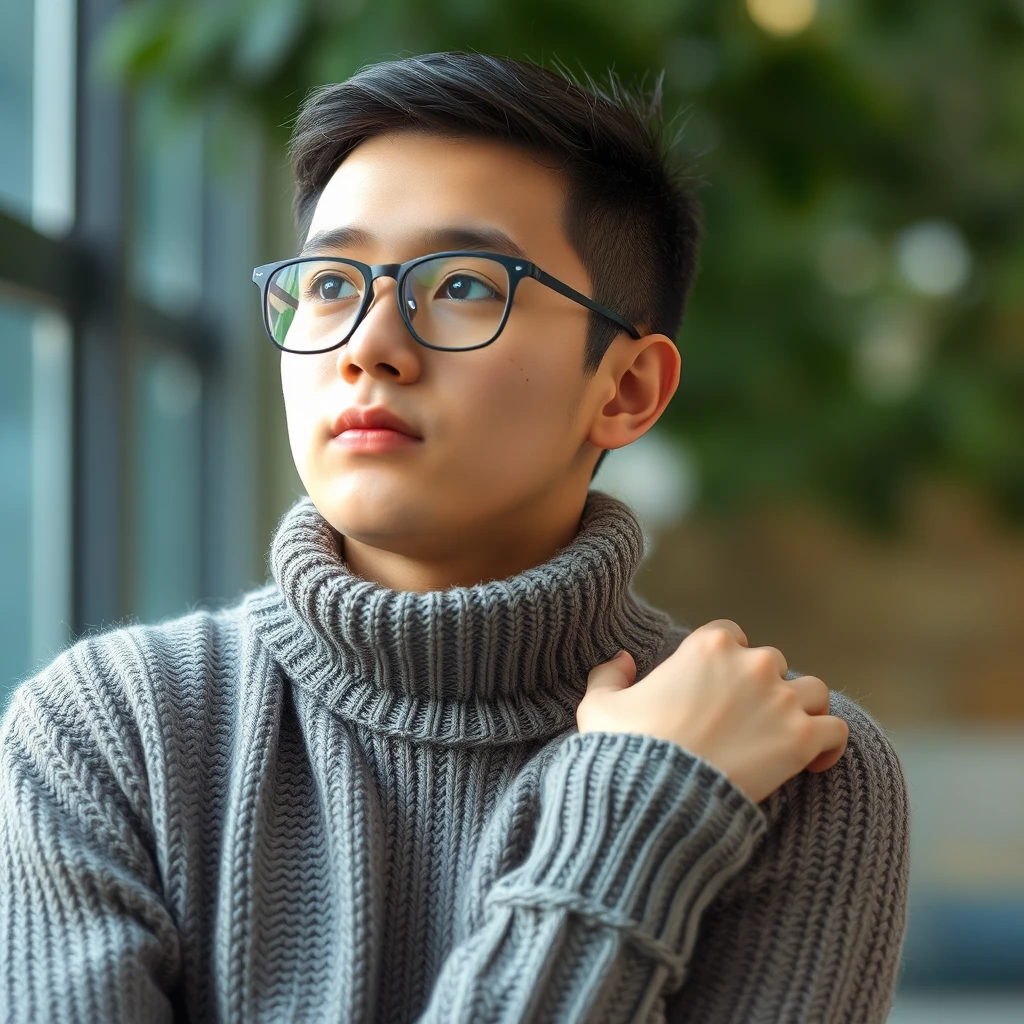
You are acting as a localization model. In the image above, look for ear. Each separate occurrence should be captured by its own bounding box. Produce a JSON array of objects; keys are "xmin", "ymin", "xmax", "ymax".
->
[{"xmin": 587, "ymin": 333, "xmax": 681, "ymax": 451}]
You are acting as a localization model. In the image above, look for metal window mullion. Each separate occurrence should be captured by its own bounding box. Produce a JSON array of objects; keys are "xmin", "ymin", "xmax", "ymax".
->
[
  {"xmin": 0, "ymin": 209, "xmax": 83, "ymax": 313},
  {"xmin": 71, "ymin": 0, "xmax": 129, "ymax": 634}
]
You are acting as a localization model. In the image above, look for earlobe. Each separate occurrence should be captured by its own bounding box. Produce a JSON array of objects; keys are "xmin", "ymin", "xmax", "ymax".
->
[{"xmin": 588, "ymin": 334, "xmax": 680, "ymax": 451}]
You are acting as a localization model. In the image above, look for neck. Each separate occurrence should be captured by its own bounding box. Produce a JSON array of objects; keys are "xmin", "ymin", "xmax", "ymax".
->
[
  {"xmin": 251, "ymin": 487, "xmax": 677, "ymax": 745},
  {"xmin": 341, "ymin": 486, "xmax": 589, "ymax": 591}
]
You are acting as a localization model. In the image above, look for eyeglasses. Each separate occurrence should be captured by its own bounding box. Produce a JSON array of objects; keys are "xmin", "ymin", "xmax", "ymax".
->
[{"xmin": 251, "ymin": 250, "xmax": 641, "ymax": 353}]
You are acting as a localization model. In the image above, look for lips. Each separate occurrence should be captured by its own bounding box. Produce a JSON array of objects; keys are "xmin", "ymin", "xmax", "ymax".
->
[{"xmin": 330, "ymin": 406, "xmax": 422, "ymax": 439}]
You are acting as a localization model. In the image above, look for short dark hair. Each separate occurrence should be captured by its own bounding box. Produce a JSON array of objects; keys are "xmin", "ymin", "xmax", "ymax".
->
[
  {"xmin": 292, "ymin": 51, "xmax": 700, "ymax": 366},
  {"xmin": 289, "ymin": 52, "xmax": 702, "ymax": 480}
]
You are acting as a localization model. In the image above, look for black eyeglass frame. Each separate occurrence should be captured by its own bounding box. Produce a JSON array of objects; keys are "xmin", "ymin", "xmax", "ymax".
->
[{"xmin": 251, "ymin": 250, "xmax": 642, "ymax": 354}]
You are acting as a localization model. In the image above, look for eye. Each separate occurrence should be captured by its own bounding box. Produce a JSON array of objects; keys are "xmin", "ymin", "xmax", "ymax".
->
[
  {"xmin": 437, "ymin": 274, "xmax": 501, "ymax": 302},
  {"xmin": 308, "ymin": 273, "xmax": 359, "ymax": 302}
]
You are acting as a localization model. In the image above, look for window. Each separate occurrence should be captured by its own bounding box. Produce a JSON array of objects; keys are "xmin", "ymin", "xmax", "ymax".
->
[
  {"xmin": 0, "ymin": 0, "xmax": 75, "ymax": 702},
  {"xmin": 0, "ymin": 6, "xmax": 33, "ymax": 217},
  {"xmin": 132, "ymin": 345, "xmax": 204, "ymax": 622},
  {"xmin": 132, "ymin": 92, "xmax": 204, "ymax": 314},
  {"xmin": 0, "ymin": 302, "xmax": 72, "ymax": 693},
  {"xmin": 0, "ymin": 0, "xmax": 266, "ymax": 701}
]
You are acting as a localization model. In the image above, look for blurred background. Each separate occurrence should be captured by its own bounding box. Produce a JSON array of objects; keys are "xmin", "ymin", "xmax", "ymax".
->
[{"xmin": 1, "ymin": 0, "xmax": 1022, "ymax": 1018}]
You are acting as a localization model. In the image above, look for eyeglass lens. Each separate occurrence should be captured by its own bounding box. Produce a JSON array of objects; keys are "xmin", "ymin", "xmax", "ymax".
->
[{"xmin": 265, "ymin": 256, "xmax": 512, "ymax": 352}]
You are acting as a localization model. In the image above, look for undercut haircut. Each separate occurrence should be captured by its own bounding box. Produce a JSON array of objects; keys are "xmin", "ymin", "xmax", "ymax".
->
[{"xmin": 289, "ymin": 51, "xmax": 702, "ymax": 478}]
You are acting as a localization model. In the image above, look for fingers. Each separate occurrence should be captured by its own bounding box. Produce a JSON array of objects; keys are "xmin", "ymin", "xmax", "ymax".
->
[
  {"xmin": 787, "ymin": 673, "xmax": 830, "ymax": 715},
  {"xmin": 819, "ymin": 714, "xmax": 849, "ymax": 753},
  {"xmin": 791, "ymin": 675, "xmax": 843, "ymax": 771},
  {"xmin": 805, "ymin": 715, "xmax": 850, "ymax": 773},
  {"xmin": 805, "ymin": 746, "xmax": 844, "ymax": 774},
  {"xmin": 754, "ymin": 645, "xmax": 789, "ymax": 678},
  {"xmin": 585, "ymin": 650, "xmax": 637, "ymax": 694},
  {"xmin": 695, "ymin": 619, "xmax": 749, "ymax": 648}
]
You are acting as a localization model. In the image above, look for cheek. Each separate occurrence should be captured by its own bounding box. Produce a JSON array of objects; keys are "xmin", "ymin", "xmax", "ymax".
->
[
  {"xmin": 281, "ymin": 361, "xmax": 307, "ymax": 430},
  {"xmin": 280, "ymin": 357, "xmax": 329, "ymax": 460},
  {"xmin": 453, "ymin": 350, "xmax": 576, "ymax": 462}
]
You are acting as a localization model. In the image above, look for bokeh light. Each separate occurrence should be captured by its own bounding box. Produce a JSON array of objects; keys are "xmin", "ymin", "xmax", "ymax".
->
[
  {"xmin": 746, "ymin": 0, "xmax": 817, "ymax": 37},
  {"xmin": 896, "ymin": 220, "xmax": 972, "ymax": 297},
  {"xmin": 855, "ymin": 304, "xmax": 930, "ymax": 403}
]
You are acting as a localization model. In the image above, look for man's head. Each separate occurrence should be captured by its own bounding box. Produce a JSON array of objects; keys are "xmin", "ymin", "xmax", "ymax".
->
[{"xmin": 278, "ymin": 52, "xmax": 699, "ymax": 577}]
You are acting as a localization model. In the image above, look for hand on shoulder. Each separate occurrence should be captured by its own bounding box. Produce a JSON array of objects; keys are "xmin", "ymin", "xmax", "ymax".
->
[{"xmin": 577, "ymin": 620, "xmax": 849, "ymax": 805}]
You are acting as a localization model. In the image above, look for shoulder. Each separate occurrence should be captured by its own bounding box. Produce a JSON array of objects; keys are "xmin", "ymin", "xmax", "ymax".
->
[
  {"xmin": 759, "ymin": 687, "xmax": 910, "ymax": 879},
  {"xmin": 3, "ymin": 596, "xmax": 254, "ymax": 733},
  {"xmin": 822, "ymin": 689, "xmax": 908, "ymax": 819},
  {"xmin": 646, "ymin": 625, "xmax": 909, "ymax": 849},
  {"xmin": 825, "ymin": 688, "xmax": 910, "ymax": 843},
  {"xmin": 0, "ymin": 592, "xmax": 272, "ymax": 824},
  {"xmin": 650, "ymin": 625, "xmax": 908, "ymax": 818},
  {"xmin": 827, "ymin": 688, "xmax": 908, "ymax": 796}
]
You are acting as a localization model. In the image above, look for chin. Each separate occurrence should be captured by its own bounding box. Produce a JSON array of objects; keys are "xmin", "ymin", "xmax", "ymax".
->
[{"xmin": 309, "ymin": 476, "xmax": 425, "ymax": 540}]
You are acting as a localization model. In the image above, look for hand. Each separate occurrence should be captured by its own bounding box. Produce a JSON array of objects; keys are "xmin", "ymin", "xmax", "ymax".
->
[{"xmin": 576, "ymin": 620, "xmax": 850, "ymax": 805}]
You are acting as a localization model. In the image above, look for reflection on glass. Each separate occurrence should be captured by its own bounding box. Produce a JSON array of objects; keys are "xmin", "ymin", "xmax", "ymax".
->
[
  {"xmin": 0, "ymin": 0, "xmax": 75, "ymax": 232},
  {"xmin": 0, "ymin": 0, "xmax": 33, "ymax": 220},
  {"xmin": 132, "ymin": 346, "xmax": 203, "ymax": 622},
  {"xmin": 132, "ymin": 90, "xmax": 204, "ymax": 313},
  {"xmin": 31, "ymin": 0, "xmax": 76, "ymax": 235},
  {"xmin": 0, "ymin": 301, "xmax": 72, "ymax": 700}
]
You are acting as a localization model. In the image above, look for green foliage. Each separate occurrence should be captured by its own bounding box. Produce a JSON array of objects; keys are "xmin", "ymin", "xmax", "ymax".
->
[{"xmin": 97, "ymin": 0, "xmax": 1024, "ymax": 530}]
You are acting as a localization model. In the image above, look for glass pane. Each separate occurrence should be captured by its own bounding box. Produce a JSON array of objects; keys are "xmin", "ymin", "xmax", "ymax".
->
[
  {"xmin": 132, "ymin": 346, "xmax": 203, "ymax": 622},
  {"xmin": 267, "ymin": 260, "xmax": 365, "ymax": 351},
  {"xmin": 132, "ymin": 90, "xmax": 204, "ymax": 313},
  {"xmin": 0, "ymin": 0, "xmax": 34, "ymax": 219},
  {"xmin": 404, "ymin": 254, "xmax": 510, "ymax": 348},
  {"xmin": 0, "ymin": 300, "xmax": 73, "ymax": 701},
  {"xmin": 32, "ymin": 0, "xmax": 76, "ymax": 234},
  {"xmin": 0, "ymin": 0, "xmax": 75, "ymax": 232}
]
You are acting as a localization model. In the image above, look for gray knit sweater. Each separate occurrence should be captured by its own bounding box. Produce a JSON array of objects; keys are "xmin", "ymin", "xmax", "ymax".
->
[{"xmin": 0, "ymin": 491, "xmax": 910, "ymax": 1023}]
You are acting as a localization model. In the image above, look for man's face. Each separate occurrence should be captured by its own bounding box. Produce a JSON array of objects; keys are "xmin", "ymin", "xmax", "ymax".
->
[{"xmin": 281, "ymin": 131, "xmax": 615, "ymax": 559}]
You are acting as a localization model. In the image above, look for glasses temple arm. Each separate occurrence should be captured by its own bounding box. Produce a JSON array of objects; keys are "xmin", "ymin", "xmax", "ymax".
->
[{"xmin": 530, "ymin": 267, "xmax": 642, "ymax": 339}]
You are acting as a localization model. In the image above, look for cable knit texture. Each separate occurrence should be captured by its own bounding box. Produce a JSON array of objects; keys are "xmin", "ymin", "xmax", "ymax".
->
[{"xmin": 0, "ymin": 490, "xmax": 910, "ymax": 1023}]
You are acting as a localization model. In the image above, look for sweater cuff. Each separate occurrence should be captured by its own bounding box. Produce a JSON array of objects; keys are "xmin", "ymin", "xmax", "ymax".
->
[{"xmin": 484, "ymin": 731, "xmax": 768, "ymax": 964}]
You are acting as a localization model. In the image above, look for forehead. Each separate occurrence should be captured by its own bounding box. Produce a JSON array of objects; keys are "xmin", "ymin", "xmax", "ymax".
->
[{"xmin": 306, "ymin": 132, "xmax": 577, "ymax": 267}]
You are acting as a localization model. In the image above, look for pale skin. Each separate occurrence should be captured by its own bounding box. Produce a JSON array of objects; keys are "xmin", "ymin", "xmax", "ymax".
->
[{"xmin": 281, "ymin": 129, "xmax": 848, "ymax": 804}]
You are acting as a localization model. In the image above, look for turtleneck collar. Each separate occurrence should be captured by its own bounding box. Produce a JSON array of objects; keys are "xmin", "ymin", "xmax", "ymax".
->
[{"xmin": 248, "ymin": 490, "xmax": 675, "ymax": 747}]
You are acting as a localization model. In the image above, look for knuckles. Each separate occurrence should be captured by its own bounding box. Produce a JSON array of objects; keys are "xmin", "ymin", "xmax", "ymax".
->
[
  {"xmin": 746, "ymin": 647, "xmax": 782, "ymax": 679},
  {"xmin": 690, "ymin": 626, "xmax": 736, "ymax": 656}
]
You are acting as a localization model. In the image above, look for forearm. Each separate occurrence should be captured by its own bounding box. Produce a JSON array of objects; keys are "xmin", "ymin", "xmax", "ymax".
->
[{"xmin": 419, "ymin": 731, "xmax": 767, "ymax": 1023}]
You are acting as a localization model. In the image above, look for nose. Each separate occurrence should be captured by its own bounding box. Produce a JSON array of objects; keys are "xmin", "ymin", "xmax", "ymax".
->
[{"xmin": 334, "ymin": 273, "xmax": 421, "ymax": 384}]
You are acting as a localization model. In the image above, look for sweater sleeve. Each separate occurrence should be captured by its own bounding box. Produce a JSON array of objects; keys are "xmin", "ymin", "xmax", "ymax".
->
[
  {"xmin": 662, "ymin": 690, "xmax": 911, "ymax": 1024},
  {"xmin": 418, "ymin": 730, "xmax": 768, "ymax": 1023},
  {"xmin": 0, "ymin": 640, "xmax": 180, "ymax": 1024}
]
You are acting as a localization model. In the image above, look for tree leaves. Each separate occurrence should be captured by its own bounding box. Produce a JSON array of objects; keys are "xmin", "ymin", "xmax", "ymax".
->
[{"xmin": 98, "ymin": 0, "xmax": 1024, "ymax": 531}]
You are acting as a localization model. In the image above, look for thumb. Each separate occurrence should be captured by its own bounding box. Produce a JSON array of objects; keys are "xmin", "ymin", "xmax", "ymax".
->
[{"xmin": 586, "ymin": 650, "xmax": 637, "ymax": 695}]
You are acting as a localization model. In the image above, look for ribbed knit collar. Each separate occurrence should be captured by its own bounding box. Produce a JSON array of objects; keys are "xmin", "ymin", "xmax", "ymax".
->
[{"xmin": 249, "ymin": 490, "xmax": 675, "ymax": 747}]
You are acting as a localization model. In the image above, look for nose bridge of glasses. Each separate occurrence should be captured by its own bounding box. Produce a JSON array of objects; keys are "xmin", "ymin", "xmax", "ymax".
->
[
  {"xmin": 362, "ymin": 262, "xmax": 400, "ymax": 300},
  {"xmin": 358, "ymin": 263, "xmax": 403, "ymax": 317},
  {"xmin": 368, "ymin": 263, "xmax": 402, "ymax": 285}
]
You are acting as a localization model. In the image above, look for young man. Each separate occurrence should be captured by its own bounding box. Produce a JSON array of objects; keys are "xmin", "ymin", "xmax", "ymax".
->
[{"xmin": 0, "ymin": 53, "xmax": 909, "ymax": 1023}]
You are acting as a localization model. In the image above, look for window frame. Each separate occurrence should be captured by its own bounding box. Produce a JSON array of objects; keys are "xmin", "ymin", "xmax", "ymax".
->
[{"xmin": 0, "ymin": 0, "xmax": 224, "ymax": 638}]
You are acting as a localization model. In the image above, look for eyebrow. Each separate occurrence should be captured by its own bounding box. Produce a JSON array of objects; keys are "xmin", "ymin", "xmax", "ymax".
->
[{"xmin": 299, "ymin": 225, "xmax": 531, "ymax": 261}]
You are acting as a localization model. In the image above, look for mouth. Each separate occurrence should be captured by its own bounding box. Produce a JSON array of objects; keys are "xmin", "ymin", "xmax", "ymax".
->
[
  {"xmin": 330, "ymin": 406, "xmax": 423, "ymax": 440},
  {"xmin": 331, "ymin": 427, "xmax": 422, "ymax": 453}
]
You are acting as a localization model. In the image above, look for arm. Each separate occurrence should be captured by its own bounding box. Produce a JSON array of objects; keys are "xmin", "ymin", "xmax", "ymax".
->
[
  {"xmin": 664, "ymin": 691, "xmax": 911, "ymax": 1024},
  {"xmin": 0, "ymin": 640, "xmax": 180, "ymax": 1023},
  {"xmin": 419, "ymin": 730, "xmax": 768, "ymax": 1023}
]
